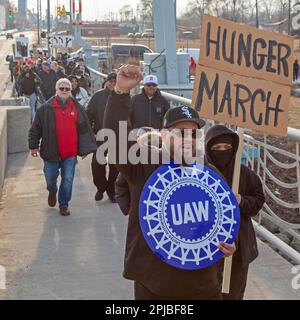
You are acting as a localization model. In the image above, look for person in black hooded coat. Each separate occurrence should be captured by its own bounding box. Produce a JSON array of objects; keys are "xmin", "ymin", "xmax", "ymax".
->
[{"xmin": 205, "ymin": 124, "xmax": 265, "ymax": 300}]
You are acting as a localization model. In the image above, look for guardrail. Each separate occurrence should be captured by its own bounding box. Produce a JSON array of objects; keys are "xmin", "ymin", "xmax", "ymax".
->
[
  {"xmin": 89, "ymin": 68, "xmax": 108, "ymax": 93},
  {"xmin": 88, "ymin": 67, "xmax": 300, "ymax": 263}
]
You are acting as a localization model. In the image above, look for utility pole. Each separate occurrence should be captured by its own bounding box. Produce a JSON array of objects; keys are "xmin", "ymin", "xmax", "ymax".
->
[
  {"xmin": 70, "ymin": 0, "xmax": 73, "ymax": 35},
  {"xmin": 255, "ymin": 0, "xmax": 259, "ymax": 28},
  {"xmin": 47, "ymin": 0, "xmax": 50, "ymax": 57},
  {"xmin": 37, "ymin": 0, "xmax": 40, "ymax": 44},
  {"xmin": 288, "ymin": 0, "xmax": 291, "ymax": 35}
]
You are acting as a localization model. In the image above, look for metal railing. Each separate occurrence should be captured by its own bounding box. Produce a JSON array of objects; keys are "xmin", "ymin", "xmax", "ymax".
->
[
  {"xmin": 88, "ymin": 67, "xmax": 300, "ymax": 264},
  {"xmin": 89, "ymin": 68, "xmax": 108, "ymax": 93}
]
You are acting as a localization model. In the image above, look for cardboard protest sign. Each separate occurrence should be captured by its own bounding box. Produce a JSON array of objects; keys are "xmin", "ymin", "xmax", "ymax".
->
[
  {"xmin": 199, "ymin": 15, "xmax": 294, "ymax": 86},
  {"xmin": 49, "ymin": 35, "xmax": 73, "ymax": 48},
  {"xmin": 192, "ymin": 65, "xmax": 291, "ymax": 135},
  {"xmin": 15, "ymin": 37, "xmax": 29, "ymax": 58},
  {"xmin": 192, "ymin": 15, "xmax": 293, "ymax": 136}
]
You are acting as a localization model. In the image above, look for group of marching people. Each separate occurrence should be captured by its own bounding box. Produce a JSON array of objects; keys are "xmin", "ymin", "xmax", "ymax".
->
[
  {"xmin": 8, "ymin": 51, "xmax": 91, "ymax": 122},
  {"xmin": 28, "ymin": 63, "xmax": 265, "ymax": 300}
]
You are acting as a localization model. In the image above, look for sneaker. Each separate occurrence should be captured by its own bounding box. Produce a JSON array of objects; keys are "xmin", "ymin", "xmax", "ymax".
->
[
  {"xmin": 48, "ymin": 192, "xmax": 57, "ymax": 207},
  {"xmin": 95, "ymin": 190, "xmax": 104, "ymax": 201},
  {"xmin": 60, "ymin": 207, "xmax": 70, "ymax": 216}
]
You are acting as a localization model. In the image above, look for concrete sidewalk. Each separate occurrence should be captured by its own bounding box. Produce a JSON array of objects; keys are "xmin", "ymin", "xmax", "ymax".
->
[{"xmin": 0, "ymin": 152, "xmax": 299, "ymax": 300}]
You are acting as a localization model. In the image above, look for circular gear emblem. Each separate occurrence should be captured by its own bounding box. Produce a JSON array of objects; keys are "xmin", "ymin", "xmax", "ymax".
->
[{"xmin": 139, "ymin": 162, "xmax": 240, "ymax": 270}]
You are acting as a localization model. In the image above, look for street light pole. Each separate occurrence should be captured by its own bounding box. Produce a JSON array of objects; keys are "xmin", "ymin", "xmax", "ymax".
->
[
  {"xmin": 70, "ymin": 0, "xmax": 73, "ymax": 35},
  {"xmin": 288, "ymin": 0, "xmax": 291, "ymax": 35},
  {"xmin": 255, "ymin": 0, "xmax": 259, "ymax": 28},
  {"xmin": 47, "ymin": 0, "xmax": 50, "ymax": 57},
  {"xmin": 37, "ymin": 0, "xmax": 40, "ymax": 44},
  {"xmin": 182, "ymin": 31, "xmax": 192, "ymax": 53}
]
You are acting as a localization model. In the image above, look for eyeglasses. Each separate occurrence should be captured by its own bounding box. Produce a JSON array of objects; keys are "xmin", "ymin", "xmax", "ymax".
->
[
  {"xmin": 59, "ymin": 87, "xmax": 71, "ymax": 92},
  {"xmin": 145, "ymin": 84, "xmax": 157, "ymax": 87},
  {"xmin": 168, "ymin": 128, "xmax": 200, "ymax": 139}
]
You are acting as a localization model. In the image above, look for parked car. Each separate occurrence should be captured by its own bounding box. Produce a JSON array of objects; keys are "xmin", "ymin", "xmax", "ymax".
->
[
  {"xmin": 6, "ymin": 33, "xmax": 13, "ymax": 39},
  {"xmin": 127, "ymin": 33, "xmax": 134, "ymax": 38}
]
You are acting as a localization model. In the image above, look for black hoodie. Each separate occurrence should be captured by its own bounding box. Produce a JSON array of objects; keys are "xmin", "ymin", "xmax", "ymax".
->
[{"xmin": 205, "ymin": 125, "xmax": 265, "ymax": 266}]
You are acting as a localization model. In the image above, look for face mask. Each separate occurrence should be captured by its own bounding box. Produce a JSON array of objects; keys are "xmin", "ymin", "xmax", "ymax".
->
[{"xmin": 209, "ymin": 149, "xmax": 234, "ymax": 171}]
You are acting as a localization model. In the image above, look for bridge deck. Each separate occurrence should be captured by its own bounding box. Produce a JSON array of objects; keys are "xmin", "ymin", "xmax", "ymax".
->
[{"xmin": 0, "ymin": 153, "xmax": 299, "ymax": 300}]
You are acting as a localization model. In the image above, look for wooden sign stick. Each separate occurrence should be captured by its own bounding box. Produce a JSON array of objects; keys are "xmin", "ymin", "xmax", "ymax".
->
[{"xmin": 222, "ymin": 127, "xmax": 245, "ymax": 294}]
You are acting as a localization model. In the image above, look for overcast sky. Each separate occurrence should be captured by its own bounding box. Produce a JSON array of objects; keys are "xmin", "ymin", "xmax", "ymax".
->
[{"xmin": 12, "ymin": 0, "xmax": 189, "ymax": 20}]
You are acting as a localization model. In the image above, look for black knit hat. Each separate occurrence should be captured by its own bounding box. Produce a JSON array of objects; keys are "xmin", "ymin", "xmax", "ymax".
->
[
  {"xmin": 163, "ymin": 105, "xmax": 206, "ymax": 129},
  {"xmin": 68, "ymin": 75, "xmax": 78, "ymax": 82},
  {"xmin": 104, "ymin": 72, "xmax": 117, "ymax": 83}
]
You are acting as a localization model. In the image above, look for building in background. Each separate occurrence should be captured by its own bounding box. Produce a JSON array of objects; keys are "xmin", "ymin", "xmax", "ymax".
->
[
  {"xmin": 0, "ymin": 4, "xmax": 5, "ymax": 30},
  {"xmin": 18, "ymin": 0, "xmax": 27, "ymax": 28},
  {"xmin": 81, "ymin": 23, "xmax": 121, "ymax": 37}
]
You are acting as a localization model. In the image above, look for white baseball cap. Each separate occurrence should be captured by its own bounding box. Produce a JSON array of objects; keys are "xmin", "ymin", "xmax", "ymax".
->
[{"xmin": 144, "ymin": 74, "xmax": 158, "ymax": 86}]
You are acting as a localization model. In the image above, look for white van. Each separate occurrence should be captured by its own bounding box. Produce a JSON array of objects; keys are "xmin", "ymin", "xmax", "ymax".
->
[{"xmin": 111, "ymin": 43, "xmax": 152, "ymax": 61}]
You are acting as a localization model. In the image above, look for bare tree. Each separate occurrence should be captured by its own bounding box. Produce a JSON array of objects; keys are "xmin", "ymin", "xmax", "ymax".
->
[{"xmin": 139, "ymin": 0, "xmax": 153, "ymax": 28}]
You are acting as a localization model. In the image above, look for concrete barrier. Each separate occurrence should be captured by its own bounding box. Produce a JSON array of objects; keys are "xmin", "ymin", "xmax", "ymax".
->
[
  {"xmin": 0, "ymin": 98, "xmax": 28, "ymax": 106},
  {"xmin": 0, "ymin": 109, "xmax": 7, "ymax": 198},
  {"xmin": 0, "ymin": 102, "xmax": 30, "ymax": 197},
  {"xmin": 6, "ymin": 106, "xmax": 30, "ymax": 154}
]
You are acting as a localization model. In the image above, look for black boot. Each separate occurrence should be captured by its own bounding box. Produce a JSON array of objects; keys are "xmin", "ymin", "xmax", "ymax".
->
[{"xmin": 95, "ymin": 190, "xmax": 104, "ymax": 201}]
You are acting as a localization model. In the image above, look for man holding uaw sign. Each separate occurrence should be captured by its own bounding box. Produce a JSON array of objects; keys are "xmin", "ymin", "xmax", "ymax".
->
[{"xmin": 102, "ymin": 15, "xmax": 293, "ymax": 300}]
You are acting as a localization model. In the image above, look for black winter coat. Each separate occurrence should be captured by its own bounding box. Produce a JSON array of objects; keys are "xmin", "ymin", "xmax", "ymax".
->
[
  {"xmin": 38, "ymin": 69, "xmax": 57, "ymax": 100},
  {"xmin": 104, "ymin": 91, "xmax": 220, "ymax": 298},
  {"xmin": 28, "ymin": 96, "xmax": 97, "ymax": 161},
  {"xmin": 205, "ymin": 125, "xmax": 265, "ymax": 267},
  {"xmin": 86, "ymin": 88, "xmax": 111, "ymax": 135},
  {"xmin": 129, "ymin": 88, "xmax": 170, "ymax": 129},
  {"xmin": 18, "ymin": 71, "xmax": 41, "ymax": 96},
  {"xmin": 115, "ymin": 173, "xmax": 130, "ymax": 216}
]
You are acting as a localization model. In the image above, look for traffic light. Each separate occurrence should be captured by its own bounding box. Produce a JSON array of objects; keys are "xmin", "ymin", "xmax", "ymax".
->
[
  {"xmin": 8, "ymin": 8, "xmax": 13, "ymax": 20},
  {"xmin": 57, "ymin": 5, "xmax": 61, "ymax": 16},
  {"xmin": 61, "ymin": 5, "xmax": 67, "ymax": 17}
]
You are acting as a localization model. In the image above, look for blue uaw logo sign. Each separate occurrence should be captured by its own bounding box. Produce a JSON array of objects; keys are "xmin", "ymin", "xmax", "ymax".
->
[{"xmin": 139, "ymin": 162, "xmax": 240, "ymax": 270}]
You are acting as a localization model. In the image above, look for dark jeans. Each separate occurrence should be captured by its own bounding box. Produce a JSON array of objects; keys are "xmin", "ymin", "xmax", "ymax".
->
[
  {"xmin": 91, "ymin": 153, "xmax": 118, "ymax": 196},
  {"xmin": 134, "ymin": 282, "xmax": 222, "ymax": 300},
  {"xmin": 43, "ymin": 157, "xmax": 77, "ymax": 208}
]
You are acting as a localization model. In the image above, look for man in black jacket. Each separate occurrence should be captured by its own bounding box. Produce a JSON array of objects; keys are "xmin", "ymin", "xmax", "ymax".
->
[
  {"xmin": 129, "ymin": 74, "xmax": 170, "ymax": 129},
  {"xmin": 103, "ymin": 65, "xmax": 236, "ymax": 300},
  {"xmin": 205, "ymin": 125, "xmax": 265, "ymax": 300},
  {"xmin": 18, "ymin": 66, "xmax": 41, "ymax": 122},
  {"xmin": 38, "ymin": 61, "xmax": 58, "ymax": 101},
  {"xmin": 86, "ymin": 72, "xmax": 119, "ymax": 202},
  {"xmin": 28, "ymin": 78, "xmax": 97, "ymax": 216}
]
